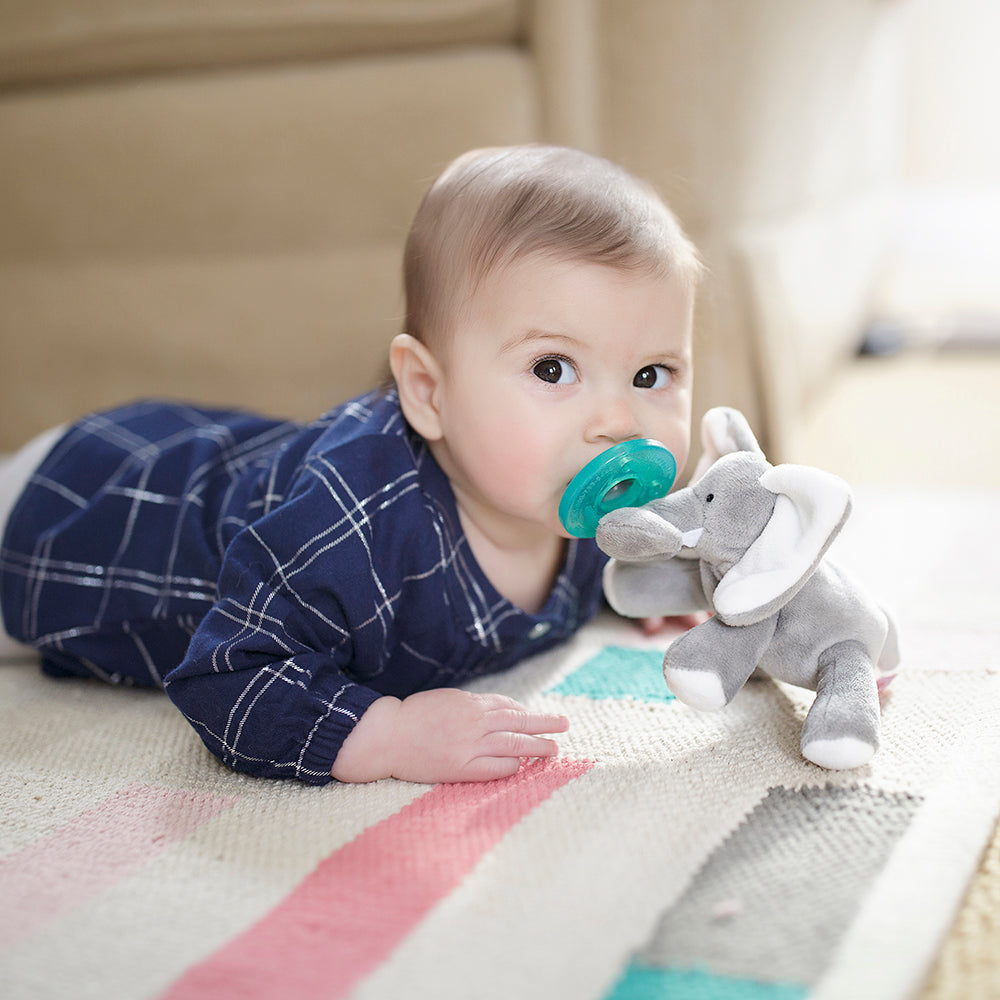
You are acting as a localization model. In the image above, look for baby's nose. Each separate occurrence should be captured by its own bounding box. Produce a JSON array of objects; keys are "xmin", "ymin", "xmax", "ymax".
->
[{"xmin": 586, "ymin": 394, "xmax": 642, "ymax": 444}]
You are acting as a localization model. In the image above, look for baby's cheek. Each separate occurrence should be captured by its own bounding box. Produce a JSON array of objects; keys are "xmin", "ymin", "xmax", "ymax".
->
[
  {"xmin": 477, "ymin": 422, "xmax": 555, "ymax": 501},
  {"xmin": 651, "ymin": 420, "xmax": 691, "ymax": 483},
  {"xmin": 489, "ymin": 438, "xmax": 546, "ymax": 487}
]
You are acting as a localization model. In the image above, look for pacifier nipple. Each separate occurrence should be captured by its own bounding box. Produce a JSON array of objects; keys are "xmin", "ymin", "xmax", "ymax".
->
[{"xmin": 559, "ymin": 439, "xmax": 677, "ymax": 538}]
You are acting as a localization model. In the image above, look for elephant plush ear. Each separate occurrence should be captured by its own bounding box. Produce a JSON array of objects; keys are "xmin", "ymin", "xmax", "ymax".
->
[
  {"xmin": 690, "ymin": 407, "xmax": 766, "ymax": 482},
  {"xmin": 713, "ymin": 464, "xmax": 853, "ymax": 626}
]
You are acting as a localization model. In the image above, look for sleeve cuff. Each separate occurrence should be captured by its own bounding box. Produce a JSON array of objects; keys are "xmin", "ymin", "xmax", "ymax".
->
[{"xmin": 297, "ymin": 682, "xmax": 385, "ymax": 785}]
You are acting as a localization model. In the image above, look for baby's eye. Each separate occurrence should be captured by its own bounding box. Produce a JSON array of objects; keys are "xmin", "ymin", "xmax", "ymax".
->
[
  {"xmin": 633, "ymin": 365, "xmax": 672, "ymax": 389},
  {"xmin": 532, "ymin": 357, "xmax": 578, "ymax": 385}
]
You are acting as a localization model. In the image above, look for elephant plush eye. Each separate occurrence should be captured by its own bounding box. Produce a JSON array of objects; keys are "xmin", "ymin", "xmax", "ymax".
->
[{"xmin": 705, "ymin": 493, "xmax": 715, "ymax": 503}]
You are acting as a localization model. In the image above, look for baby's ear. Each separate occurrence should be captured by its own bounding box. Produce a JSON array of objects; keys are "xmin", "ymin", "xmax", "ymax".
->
[{"xmin": 389, "ymin": 334, "xmax": 444, "ymax": 442}]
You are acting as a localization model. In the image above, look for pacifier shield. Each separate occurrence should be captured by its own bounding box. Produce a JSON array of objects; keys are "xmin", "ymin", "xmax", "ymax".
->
[{"xmin": 559, "ymin": 439, "xmax": 677, "ymax": 538}]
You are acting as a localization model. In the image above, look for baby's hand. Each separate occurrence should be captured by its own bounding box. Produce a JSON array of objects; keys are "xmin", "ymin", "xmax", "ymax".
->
[
  {"xmin": 331, "ymin": 689, "xmax": 569, "ymax": 784},
  {"xmin": 639, "ymin": 612, "xmax": 711, "ymax": 636}
]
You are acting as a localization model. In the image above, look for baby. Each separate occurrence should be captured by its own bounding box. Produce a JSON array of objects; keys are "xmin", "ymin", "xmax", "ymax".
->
[{"xmin": 0, "ymin": 145, "xmax": 701, "ymax": 785}]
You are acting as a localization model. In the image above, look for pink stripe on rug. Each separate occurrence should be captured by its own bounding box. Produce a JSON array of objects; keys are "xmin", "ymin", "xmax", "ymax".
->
[
  {"xmin": 0, "ymin": 782, "xmax": 236, "ymax": 952},
  {"xmin": 162, "ymin": 757, "xmax": 593, "ymax": 1000}
]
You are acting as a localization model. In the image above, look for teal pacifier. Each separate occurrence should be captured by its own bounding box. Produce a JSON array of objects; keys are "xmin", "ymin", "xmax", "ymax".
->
[{"xmin": 559, "ymin": 439, "xmax": 677, "ymax": 538}]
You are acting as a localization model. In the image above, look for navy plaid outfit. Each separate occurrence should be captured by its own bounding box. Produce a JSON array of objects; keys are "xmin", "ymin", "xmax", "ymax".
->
[{"xmin": 0, "ymin": 390, "xmax": 605, "ymax": 784}]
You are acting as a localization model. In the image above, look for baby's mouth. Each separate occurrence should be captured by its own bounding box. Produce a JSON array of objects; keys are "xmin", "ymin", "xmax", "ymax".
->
[{"xmin": 558, "ymin": 440, "xmax": 678, "ymax": 539}]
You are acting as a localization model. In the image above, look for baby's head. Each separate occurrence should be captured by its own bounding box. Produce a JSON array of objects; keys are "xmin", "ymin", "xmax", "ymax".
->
[
  {"xmin": 402, "ymin": 145, "xmax": 701, "ymax": 348},
  {"xmin": 392, "ymin": 145, "xmax": 702, "ymax": 561}
]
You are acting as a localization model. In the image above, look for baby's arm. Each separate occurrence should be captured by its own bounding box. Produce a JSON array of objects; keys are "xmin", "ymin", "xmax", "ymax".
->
[{"xmin": 331, "ymin": 690, "xmax": 569, "ymax": 783}]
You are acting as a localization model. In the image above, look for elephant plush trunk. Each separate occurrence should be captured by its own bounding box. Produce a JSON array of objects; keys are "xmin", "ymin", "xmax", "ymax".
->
[
  {"xmin": 595, "ymin": 503, "xmax": 687, "ymax": 562},
  {"xmin": 644, "ymin": 489, "xmax": 705, "ymax": 548}
]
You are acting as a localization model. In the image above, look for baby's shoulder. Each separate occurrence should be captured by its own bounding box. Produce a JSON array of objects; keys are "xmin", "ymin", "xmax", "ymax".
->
[
  {"xmin": 278, "ymin": 421, "xmax": 449, "ymax": 544},
  {"xmin": 249, "ymin": 390, "xmax": 458, "ymax": 571},
  {"xmin": 302, "ymin": 421, "xmax": 424, "ymax": 501}
]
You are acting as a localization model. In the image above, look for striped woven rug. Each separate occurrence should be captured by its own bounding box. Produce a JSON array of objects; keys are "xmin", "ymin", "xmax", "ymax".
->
[{"xmin": 2, "ymin": 488, "xmax": 998, "ymax": 999}]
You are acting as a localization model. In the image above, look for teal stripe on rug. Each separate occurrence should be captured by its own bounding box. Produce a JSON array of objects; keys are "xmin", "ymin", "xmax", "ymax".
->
[
  {"xmin": 606, "ymin": 963, "xmax": 806, "ymax": 1000},
  {"xmin": 546, "ymin": 646, "xmax": 674, "ymax": 703}
]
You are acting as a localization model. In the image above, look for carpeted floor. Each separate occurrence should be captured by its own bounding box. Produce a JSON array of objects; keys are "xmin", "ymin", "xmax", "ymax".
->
[
  {"xmin": 789, "ymin": 347, "xmax": 1000, "ymax": 490},
  {"xmin": 1, "ymin": 483, "xmax": 998, "ymax": 999},
  {"xmin": 922, "ymin": 825, "xmax": 1000, "ymax": 1000},
  {"xmin": 794, "ymin": 346, "xmax": 1000, "ymax": 999}
]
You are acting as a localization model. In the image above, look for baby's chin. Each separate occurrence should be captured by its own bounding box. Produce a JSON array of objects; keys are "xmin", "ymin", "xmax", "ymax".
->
[
  {"xmin": 496, "ymin": 504, "xmax": 570, "ymax": 544},
  {"xmin": 549, "ymin": 514, "xmax": 578, "ymax": 542}
]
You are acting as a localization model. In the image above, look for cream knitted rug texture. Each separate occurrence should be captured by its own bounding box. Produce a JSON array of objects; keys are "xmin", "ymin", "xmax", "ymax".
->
[{"xmin": 1, "ymin": 488, "xmax": 998, "ymax": 1000}]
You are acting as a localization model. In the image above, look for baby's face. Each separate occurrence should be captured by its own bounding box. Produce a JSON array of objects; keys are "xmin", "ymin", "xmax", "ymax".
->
[{"xmin": 429, "ymin": 254, "xmax": 694, "ymax": 542}]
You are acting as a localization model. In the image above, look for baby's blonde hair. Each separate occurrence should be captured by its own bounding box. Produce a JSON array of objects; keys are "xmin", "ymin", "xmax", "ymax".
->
[{"xmin": 403, "ymin": 145, "xmax": 702, "ymax": 345}]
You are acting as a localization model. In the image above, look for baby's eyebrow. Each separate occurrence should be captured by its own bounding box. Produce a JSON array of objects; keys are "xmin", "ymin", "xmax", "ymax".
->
[{"xmin": 499, "ymin": 329, "xmax": 580, "ymax": 355}]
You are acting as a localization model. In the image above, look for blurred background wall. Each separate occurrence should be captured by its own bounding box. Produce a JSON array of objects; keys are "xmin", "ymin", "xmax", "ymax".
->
[
  {"xmin": 1, "ymin": 0, "xmax": 996, "ymax": 480},
  {"xmin": 881, "ymin": 0, "xmax": 1000, "ymax": 337},
  {"xmin": 791, "ymin": 0, "xmax": 1000, "ymax": 486}
]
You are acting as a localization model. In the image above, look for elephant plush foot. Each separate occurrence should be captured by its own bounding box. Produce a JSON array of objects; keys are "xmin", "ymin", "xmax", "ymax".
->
[
  {"xmin": 802, "ymin": 736, "xmax": 876, "ymax": 770},
  {"xmin": 801, "ymin": 640, "xmax": 880, "ymax": 770},
  {"xmin": 663, "ymin": 664, "xmax": 727, "ymax": 711},
  {"xmin": 663, "ymin": 615, "xmax": 776, "ymax": 711}
]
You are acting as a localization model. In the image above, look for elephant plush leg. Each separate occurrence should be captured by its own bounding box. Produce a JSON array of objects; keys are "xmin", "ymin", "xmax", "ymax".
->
[
  {"xmin": 604, "ymin": 557, "xmax": 708, "ymax": 619},
  {"xmin": 664, "ymin": 616, "xmax": 776, "ymax": 711},
  {"xmin": 801, "ymin": 640, "xmax": 880, "ymax": 770}
]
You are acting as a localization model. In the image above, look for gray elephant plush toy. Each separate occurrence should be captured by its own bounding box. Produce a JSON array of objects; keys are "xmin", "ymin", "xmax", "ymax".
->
[{"xmin": 596, "ymin": 407, "xmax": 899, "ymax": 770}]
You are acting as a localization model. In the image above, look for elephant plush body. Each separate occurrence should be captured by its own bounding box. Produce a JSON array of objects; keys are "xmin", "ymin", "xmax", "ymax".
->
[{"xmin": 596, "ymin": 408, "xmax": 899, "ymax": 770}]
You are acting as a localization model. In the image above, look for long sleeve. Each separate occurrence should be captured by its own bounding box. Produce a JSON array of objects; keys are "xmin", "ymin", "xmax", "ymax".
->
[
  {"xmin": 163, "ymin": 452, "xmax": 417, "ymax": 784},
  {"xmin": 1, "ymin": 391, "xmax": 608, "ymax": 784},
  {"xmin": 165, "ymin": 547, "xmax": 382, "ymax": 784}
]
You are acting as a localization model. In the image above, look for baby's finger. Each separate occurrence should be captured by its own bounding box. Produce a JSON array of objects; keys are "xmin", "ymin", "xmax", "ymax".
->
[
  {"xmin": 640, "ymin": 615, "xmax": 668, "ymax": 635},
  {"xmin": 479, "ymin": 731, "xmax": 560, "ymax": 759},
  {"xmin": 491, "ymin": 707, "xmax": 569, "ymax": 736}
]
